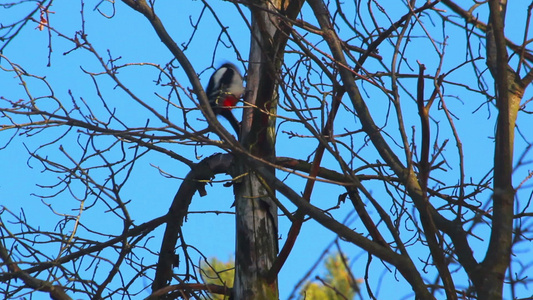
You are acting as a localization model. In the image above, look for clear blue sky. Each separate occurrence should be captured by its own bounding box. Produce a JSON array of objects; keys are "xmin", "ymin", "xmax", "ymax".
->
[{"xmin": 1, "ymin": 1, "xmax": 532, "ymax": 299}]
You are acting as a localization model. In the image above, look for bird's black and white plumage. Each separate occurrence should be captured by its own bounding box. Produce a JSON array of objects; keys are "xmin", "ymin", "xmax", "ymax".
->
[{"xmin": 205, "ymin": 63, "xmax": 244, "ymax": 135}]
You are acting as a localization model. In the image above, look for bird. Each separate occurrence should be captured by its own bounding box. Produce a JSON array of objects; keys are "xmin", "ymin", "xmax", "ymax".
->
[{"xmin": 205, "ymin": 63, "xmax": 244, "ymax": 135}]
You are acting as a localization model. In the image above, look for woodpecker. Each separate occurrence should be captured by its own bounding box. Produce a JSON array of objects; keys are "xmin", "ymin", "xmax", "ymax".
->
[{"xmin": 205, "ymin": 63, "xmax": 244, "ymax": 135}]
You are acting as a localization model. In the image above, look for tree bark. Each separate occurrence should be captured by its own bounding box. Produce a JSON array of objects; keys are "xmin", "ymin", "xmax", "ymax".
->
[
  {"xmin": 478, "ymin": 1, "xmax": 524, "ymax": 299},
  {"xmin": 233, "ymin": 1, "xmax": 282, "ymax": 298}
]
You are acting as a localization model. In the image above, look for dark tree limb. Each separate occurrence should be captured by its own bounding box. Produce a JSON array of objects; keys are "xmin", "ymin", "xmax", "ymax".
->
[
  {"xmin": 416, "ymin": 63, "xmax": 456, "ymax": 300},
  {"xmin": 152, "ymin": 153, "xmax": 235, "ymax": 294},
  {"xmin": 478, "ymin": 1, "xmax": 521, "ymax": 299},
  {"xmin": 146, "ymin": 283, "xmax": 231, "ymax": 300}
]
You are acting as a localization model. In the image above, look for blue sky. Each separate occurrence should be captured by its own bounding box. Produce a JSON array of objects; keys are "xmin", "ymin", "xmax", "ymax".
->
[{"xmin": 1, "ymin": 1, "xmax": 533, "ymax": 299}]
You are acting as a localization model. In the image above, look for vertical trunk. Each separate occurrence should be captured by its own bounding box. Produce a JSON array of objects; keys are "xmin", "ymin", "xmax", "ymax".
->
[
  {"xmin": 480, "ymin": 0, "xmax": 524, "ymax": 298},
  {"xmin": 233, "ymin": 1, "xmax": 283, "ymax": 299},
  {"xmin": 234, "ymin": 171, "xmax": 279, "ymax": 299}
]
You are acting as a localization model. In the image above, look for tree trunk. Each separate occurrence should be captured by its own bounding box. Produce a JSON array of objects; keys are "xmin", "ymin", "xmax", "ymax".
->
[
  {"xmin": 479, "ymin": 0, "xmax": 524, "ymax": 298},
  {"xmin": 233, "ymin": 1, "xmax": 283, "ymax": 299}
]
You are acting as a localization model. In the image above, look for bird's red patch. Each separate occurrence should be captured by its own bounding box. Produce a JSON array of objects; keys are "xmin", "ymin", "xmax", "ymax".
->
[{"xmin": 221, "ymin": 96, "xmax": 238, "ymax": 108}]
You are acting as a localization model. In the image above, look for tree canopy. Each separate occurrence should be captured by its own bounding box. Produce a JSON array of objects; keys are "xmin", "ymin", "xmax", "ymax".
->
[{"xmin": 1, "ymin": 1, "xmax": 532, "ymax": 299}]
